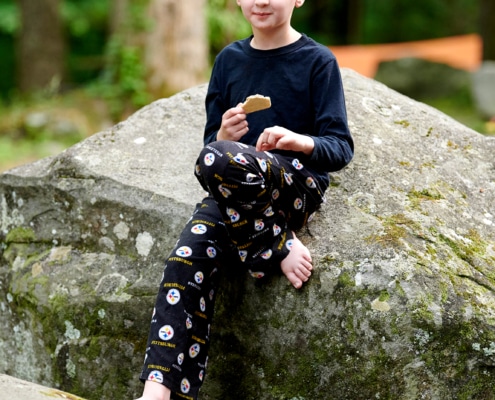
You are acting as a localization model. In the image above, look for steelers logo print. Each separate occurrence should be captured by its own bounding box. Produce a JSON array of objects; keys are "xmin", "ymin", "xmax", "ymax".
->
[
  {"xmin": 261, "ymin": 249, "xmax": 273, "ymax": 260},
  {"xmin": 186, "ymin": 317, "xmax": 193, "ymax": 329},
  {"xmin": 250, "ymin": 270, "xmax": 265, "ymax": 279},
  {"xmin": 177, "ymin": 353, "xmax": 185, "ymax": 366},
  {"xmin": 306, "ymin": 176, "xmax": 317, "ymax": 189},
  {"xmin": 200, "ymin": 297, "xmax": 206, "ymax": 312},
  {"xmin": 292, "ymin": 158, "xmax": 304, "ymax": 170},
  {"xmin": 199, "ymin": 370, "xmax": 205, "ymax": 381},
  {"xmin": 256, "ymin": 157, "xmax": 268, "ymax": 172},
  {"xmin": 246, "ymin": 172, "xmax": 258, "ymax": 182},
  {"xmin": 148, "ymin": 370, "xmax": 164, "ymax": 383},
  {"xmin": 189, "ymin": 343, "xmax": 201, "ymax": 358},
  {"xmin": 218, "ymin": 184, "xmax": 232, "ymax": 198},
  {"xmin": 284, "ymin": 172, "xmax": 294, "ymax": 185},
  {"xmin": 286, "ymin": 239, "xmax": 294, "ymax": 251},
  {"xmin": 204, "ymin": 153, "xmax": 215, "ymax": 166},
  {"xmin": 195, "ymin": 271, "xmax": 204, "ymax": 284},
  {"xmin": 227, "ymin": 207, "xmax": 240, "ymax": 223},
  {"xmin": 233, "ymin": 153, "xmax": 249, "ymax": 165},
  {"xmin": 191, "ymin": 224, "xmax": 207, "ymax": 234},
  {"xmin": 176, "ymin": 246, "xmax": 192, "ymax": 257},
  {"xmin": 206, "ymin": 246, "xmax": 217, "ymax": 258},
  {"xmin": 181, "ymin": 378, "xmax": 191, "ymax": 394},
  {"xmin": 195, "ymin": 164, "xmax": 201, "ymax": 176},
  {"xmin": 166, "ymin": 289, "xmax": 181, "ymax": 305},
  {"xmin": 209, "ymin": 289, "xmax": 215, "ymax": 301},
  {"xmin": 273, "ymin": 224, "xmax": 282, "ymax": 236},
  {"xmin": 308, "ymin": 212, "xmax": 316, "ymax": 222},
  {"xmin": 272, "ymin": 189, "xmax": 280, "ymax": 200},
  {"xmin": 294, "ymin": 198, "xmax": 303, "ymax": 210},
  {"xmin": 158, "ymin": 325, "xmax": 174, "ymax": 341},
  {"xmin": 264, "ymin": 206, "xmax": 274, "ymax": 217},
  {"xmin": 239, "ymin": 250, "xmax": 248, "ymax": 262},
  {"xmin": 254, "ymin": 219, "xmax": 264, "ymax": 231}
]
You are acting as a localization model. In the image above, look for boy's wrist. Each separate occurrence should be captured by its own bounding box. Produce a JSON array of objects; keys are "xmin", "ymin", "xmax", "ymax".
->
[{"xmin": 300, "ymin": 135, "xmax": 315, "ymax": 156}]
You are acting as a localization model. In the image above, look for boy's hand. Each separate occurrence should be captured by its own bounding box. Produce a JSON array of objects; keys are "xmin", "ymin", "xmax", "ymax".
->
[
  {"xmin": 216, "ymin": 105, "xmax": 248, "ymax": 142},
  {"xmin": 256, "ymin": 126, "xmax": 314, "ymax": 155}
]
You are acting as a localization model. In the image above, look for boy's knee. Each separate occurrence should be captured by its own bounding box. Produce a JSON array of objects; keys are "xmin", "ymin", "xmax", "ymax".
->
[
  {"xmin": 196, "ymin": 142, "xmax": 229, "ymax": 191},
  {"xmin": 200, "ymin": 140, "xmax": 232, "ymax": 158},
  {"xmin": 197, "ymin": 141, "xmax": 233, "ymax": 177}
]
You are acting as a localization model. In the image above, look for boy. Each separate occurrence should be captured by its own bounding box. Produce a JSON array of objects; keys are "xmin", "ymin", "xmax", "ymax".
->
[{"xmin": 137, "ymin": 0, "xmax": 353, "ymax": 399}]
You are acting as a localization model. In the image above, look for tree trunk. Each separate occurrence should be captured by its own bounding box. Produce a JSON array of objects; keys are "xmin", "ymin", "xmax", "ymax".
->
[
  {"xmin": 145, "ymin": 0, "xmax": 208, "ymax": 97},
  {"xmin": 480, "ymin": 0, "xmax": 495, "ymax": 60},
  {"xmin": 17, "ymin": 0, "xmax": 65, "ymax": 93}
]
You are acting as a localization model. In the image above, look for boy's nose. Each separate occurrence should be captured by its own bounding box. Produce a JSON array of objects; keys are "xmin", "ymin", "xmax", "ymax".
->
[{"xmin": 254, "ymin": 0, "xmax": 269, "ymax": 6}]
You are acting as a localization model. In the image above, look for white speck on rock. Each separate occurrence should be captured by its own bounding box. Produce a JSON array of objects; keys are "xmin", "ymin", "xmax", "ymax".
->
[
  {"xmin": 114, "ymin": 221, "xmax": 130, "ymax": 240},
  {"xmin": 371, "ymin": 298, "xmax": 391, "ymax": 312},
  {"xmin": 64, "ymin": 320, "xmax": 81, "ymax": 340},
  {"xmin": 136, "ymin": 232, "xmax": 154, "ymax": 257}
]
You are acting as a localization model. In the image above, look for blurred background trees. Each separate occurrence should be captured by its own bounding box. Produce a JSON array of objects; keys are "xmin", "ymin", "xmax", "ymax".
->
[
  {"xmin": 1, "ymin": 0, "xmax": 490, "ymax": 101},
  {"xmin": 0, "ymin": 0, "xmax": 493, "ymax": 171}
]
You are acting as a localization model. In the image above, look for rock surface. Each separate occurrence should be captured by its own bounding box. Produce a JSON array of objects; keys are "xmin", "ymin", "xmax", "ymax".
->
[
  {"xmin": 0, "ymin": 374, "xmax": 86, "ymax": 400},
  {"xmin": 1, "ymin": 69, "xmax": 495, "ymax": 400}
]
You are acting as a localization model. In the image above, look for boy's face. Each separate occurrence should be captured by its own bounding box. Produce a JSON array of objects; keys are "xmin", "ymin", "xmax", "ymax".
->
[{"xmin": 236, "ymin": 0, "xmax": 305, "ymax": 32}]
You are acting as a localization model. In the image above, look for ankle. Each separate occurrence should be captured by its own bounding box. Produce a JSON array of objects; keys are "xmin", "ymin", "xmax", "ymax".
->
[{"xmin": 141, "ymin": 380, "xmax": 171, "ymax": 400}]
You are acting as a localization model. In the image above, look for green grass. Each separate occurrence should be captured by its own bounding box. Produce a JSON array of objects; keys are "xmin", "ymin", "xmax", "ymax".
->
[
  {"xmin": 422, "ymin": 89, "xmax": 493, "ymax": 135},
  {"xmin": 424, "ymin": 99, "xmax": 489, "ymax": 134},
  {"xmin": 0, "ymin": 89, "xmax": 107, "ymax": 173}
]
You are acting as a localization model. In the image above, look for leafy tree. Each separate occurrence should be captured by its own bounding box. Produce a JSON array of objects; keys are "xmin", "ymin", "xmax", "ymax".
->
[{"xmin": 17, "ymin": 0, "xmax": 65, "ymax": 93}]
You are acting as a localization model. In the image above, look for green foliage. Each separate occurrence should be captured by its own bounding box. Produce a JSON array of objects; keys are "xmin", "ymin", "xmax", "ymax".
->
[
  {"xmin": 62, "ymin": 0, "xmax": 109, "ymax": 37},
  {"xmin": 362, "ymin": 0, "xmax": 480, "ymax": 44},
  {"xmin": 0, "ymin": 1, "xmax": 18, "ymax": 34},
  {"xmin": 88, "ymin": 38, "xmax": 150, "ymax": 121},
  {"xmin": 207, "ymin": 0, "xmax": 251, "ymax": 58},
  {"xmin": 63, "ymin": 0, "xmax": 111, "ymax": 83}
]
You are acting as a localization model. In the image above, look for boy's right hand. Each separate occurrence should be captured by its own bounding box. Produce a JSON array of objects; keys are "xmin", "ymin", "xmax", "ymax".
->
[{"xmin": 216, "ymin": 105, "xmax": 248, "ymax": 142}]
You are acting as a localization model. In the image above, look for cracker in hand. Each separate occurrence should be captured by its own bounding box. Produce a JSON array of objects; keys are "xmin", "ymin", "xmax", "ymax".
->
[{"xmin": 241, "ymin": 94, "xmax": 271, "ymax": 114}]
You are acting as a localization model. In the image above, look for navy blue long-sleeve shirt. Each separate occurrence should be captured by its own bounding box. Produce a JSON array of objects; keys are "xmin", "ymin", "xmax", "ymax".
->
[{"xmin": 204, "ymin": 34, "xmax": 354, "ymax": 184}]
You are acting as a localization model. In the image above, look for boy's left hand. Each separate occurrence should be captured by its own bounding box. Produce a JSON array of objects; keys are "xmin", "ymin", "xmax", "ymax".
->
[{"xmin": 256, "ymin": 126, "xmax": 314, "ymax": 156}]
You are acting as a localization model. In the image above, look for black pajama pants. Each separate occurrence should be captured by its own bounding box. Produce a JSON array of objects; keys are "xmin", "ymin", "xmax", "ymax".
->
[{"xmin": 140, "ymin": 141, "xmax": 328, "ymax": 399}]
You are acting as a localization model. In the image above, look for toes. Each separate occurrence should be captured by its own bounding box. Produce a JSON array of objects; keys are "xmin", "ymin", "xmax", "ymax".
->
[
  {"xmin": 295, "ymin": 267, "xmax": 311, "ymax": 281},
  {"xmin": 288, "ymin": 272, "xmax": 302, "ymax": 289}
]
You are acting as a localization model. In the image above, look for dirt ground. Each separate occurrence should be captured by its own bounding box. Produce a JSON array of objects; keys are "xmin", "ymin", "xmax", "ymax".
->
[{"xmin": 331, "ymin": 34, "xmax": 482, "ymax": 77}]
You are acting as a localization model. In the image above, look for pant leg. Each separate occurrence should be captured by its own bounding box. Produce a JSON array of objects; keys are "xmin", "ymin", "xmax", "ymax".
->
[
  {"xmin": 140, "ymin": 196, "xmax": 234, "ymax": 400},
  {"xmin": 195, "ymin": 140, "xmax": 328, "ymax": 279}
]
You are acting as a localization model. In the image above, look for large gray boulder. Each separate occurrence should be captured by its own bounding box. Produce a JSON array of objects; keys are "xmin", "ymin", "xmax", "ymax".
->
[{"xmin": 1, "ymin": 69, "xmax": 495, "ymax": 400}]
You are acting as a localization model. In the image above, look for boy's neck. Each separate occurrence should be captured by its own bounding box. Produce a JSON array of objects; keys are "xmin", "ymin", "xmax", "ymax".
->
[{"xmin": 250, "ymin": 27, "xmax": 301, "ymax": 50}]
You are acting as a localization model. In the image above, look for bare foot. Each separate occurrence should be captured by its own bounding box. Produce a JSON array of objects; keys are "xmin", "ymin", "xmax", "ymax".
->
[
  {"xmin": 280, "ymin": 232, "xmax": 312, "ymax": 289},
  {"xmin": 138, "ymin": 380, "xmax": 171, "ymax": 400}
]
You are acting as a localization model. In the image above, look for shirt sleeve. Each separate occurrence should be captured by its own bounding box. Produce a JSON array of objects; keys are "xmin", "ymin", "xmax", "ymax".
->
[
  {"xmin": 308, "ymin": 57, "xmax": 354, "ymax": 173},
  {"xmin": 203, "ymin": 60, "xmax": 224, "ymax": 146}
]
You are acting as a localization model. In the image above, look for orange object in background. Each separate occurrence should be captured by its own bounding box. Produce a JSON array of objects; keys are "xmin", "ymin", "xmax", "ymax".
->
[{"xmin": 330, "ymin": 34, "xmax": 482, "ymax": 78}]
